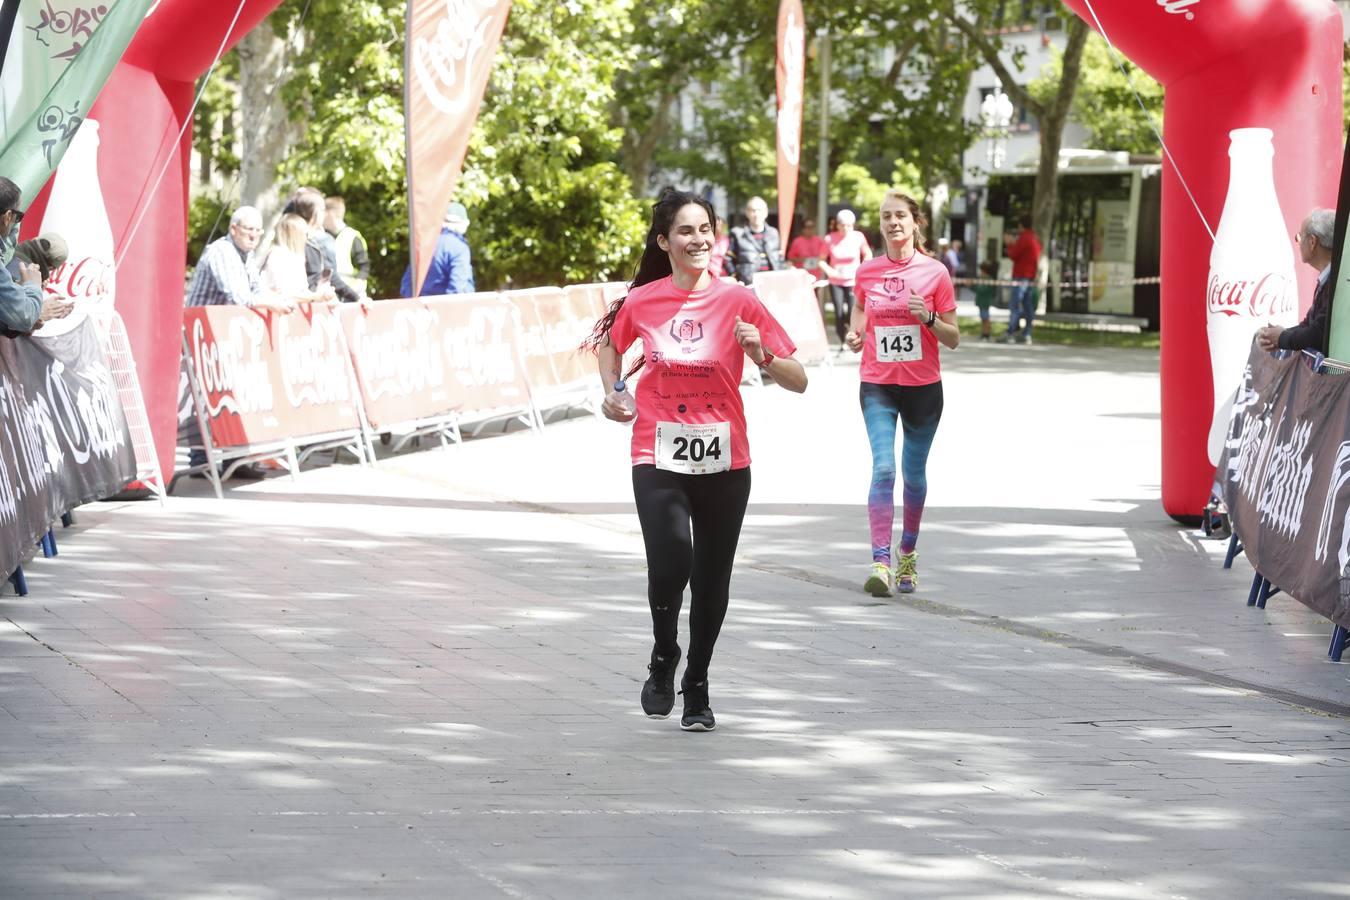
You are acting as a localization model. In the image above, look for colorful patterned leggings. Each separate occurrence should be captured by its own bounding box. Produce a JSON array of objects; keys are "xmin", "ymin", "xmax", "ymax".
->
[{"xmin": 860, "ymin": 381, "xmax": 944, "ymax": 564}]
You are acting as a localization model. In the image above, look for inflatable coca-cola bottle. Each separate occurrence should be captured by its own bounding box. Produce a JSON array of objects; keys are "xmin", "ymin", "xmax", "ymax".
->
[
  {"xmin": 1205, "ymin": 127, "xmax": 1299, "ymax": 464},
  {"xmin": 39, "ymin": 118, "xmax": 117, "ymax": 332}
]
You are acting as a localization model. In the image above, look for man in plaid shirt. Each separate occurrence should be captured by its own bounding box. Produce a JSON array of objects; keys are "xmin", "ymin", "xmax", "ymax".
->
[
  {"xmin": 185, "ymin": 206, "xmax": 282, "ymax": 308},
  {"xmin": 183, "ymin": 205, "xmax": 276, "ymax": 480}
]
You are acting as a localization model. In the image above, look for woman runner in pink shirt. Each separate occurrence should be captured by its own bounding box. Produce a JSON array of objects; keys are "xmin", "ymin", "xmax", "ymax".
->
[
  {"xmin": 845, "ymin": 190, "xmax": 959, "ymax": 597},
  {"xmin": 584, "ymin": 189, "xmax": 808, "ymax": 732}
]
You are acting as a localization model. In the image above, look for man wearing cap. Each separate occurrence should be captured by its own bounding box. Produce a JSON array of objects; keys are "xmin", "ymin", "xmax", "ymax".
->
[{"xmin": 401, "ymin": 202, "xmax": 476, "ymax": 297}]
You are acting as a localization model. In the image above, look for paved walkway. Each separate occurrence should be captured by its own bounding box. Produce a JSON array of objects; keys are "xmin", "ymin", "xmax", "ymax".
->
[{"xmin": 1, "ymin": 343, "xmax": 1346, "ymax": 899}]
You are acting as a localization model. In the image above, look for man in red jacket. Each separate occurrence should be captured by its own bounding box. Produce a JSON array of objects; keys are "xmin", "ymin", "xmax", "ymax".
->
[{"xmin": 1002, "ymin": 215, "xmax": 1042, "ymax": 344}]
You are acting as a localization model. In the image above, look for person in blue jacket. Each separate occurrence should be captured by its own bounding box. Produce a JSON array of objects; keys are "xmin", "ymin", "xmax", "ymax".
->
[{"xmin": 401, "ymin": 202, "xmax": 476, "ymax": 297}]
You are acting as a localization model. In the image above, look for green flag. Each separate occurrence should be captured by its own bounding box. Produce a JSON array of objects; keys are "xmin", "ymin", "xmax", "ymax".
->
[{"xmin": 0, "ymin": 0, "xmax": 155, "ymax": 199}]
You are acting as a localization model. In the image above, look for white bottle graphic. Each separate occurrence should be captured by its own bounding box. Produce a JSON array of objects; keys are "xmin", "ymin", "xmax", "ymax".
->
[
  {"xmin": 1205, "ymin": 127, "xmax": 1298, "ymax": 465},
  {"xmin": 40, "ymin": 118, "xmax": 117, "ymax": 327}
]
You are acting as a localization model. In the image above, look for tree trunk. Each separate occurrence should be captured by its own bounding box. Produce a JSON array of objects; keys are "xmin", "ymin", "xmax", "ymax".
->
[
  {"xmin": 1029, "ymin": 18, "xmax": 1089, "ymax": 253},
  {"xmin": 621, "ymin": 87, "xmax": 678, "ymax": 192},
  {"xmin": 236, "ymin": 21, "xmax": 300, "ymax": 227}
]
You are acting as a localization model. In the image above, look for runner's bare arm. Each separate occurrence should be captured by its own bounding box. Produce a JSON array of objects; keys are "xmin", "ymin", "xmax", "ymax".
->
[
  {"xmin": 907, "ymin": 295, "xmax": 959, "ymax": 350},
  {"xmin": 845, "ymin": 299, "xmax": 866, "ymax": 352},
  {"xmin": 932, "ymin": 310, "xmax": 960, "ymax": 350},
  {"xmin": 734, "ymin": 316, "xmax": 807, "ymax": 393},
  {"xmin": 597, "ymin": 337, "xmax": 636, "ymax": 422}
]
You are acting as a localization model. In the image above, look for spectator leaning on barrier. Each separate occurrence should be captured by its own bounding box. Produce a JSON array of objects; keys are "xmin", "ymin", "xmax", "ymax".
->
[
  {"xmin": 1257, "ymin": 208, "xmax": 1336, "ymax": 354},
  {"xmin": 183, "ymin": 204, "xmax": 273, "ymax": 480},
  {"xmin": 0, "ymin": 177, "xmax": 44, "ymax": 333},
  {"xmin": 185, "ymin": 206, "xmax": 285, "ymax": 310},
  {"xmin": 10, "ymin": 232, "xmax": 74, "ymax": 332},
  {"xmin": 289, "ymin": 187, "xmax": 364, "ymax": 303},
  {"xmin": 324, "ymin": 196, "xmax": 370, "ymax": 297},
  {"xmin": 14, "ymin": 232, "xmax": 67, "ymax": 283},
  {"xmin": 261, "ymin": 213, "xmax": 336, "ymax": 306},
  {"xmin": 400, "ymin": 202, "xmax": 476, "ymax": 298}
]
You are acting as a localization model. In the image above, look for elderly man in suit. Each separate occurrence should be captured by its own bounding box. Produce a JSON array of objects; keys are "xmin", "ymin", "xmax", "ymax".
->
[{"xmin": 1258, "ymin": 207, "xmax": 1336, "ymax": 353}]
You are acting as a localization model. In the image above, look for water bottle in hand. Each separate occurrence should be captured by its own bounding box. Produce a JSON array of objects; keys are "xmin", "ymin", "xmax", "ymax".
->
[{"xmin": 612, "ymin": 380, "xmax": 637, "ymax": 418}]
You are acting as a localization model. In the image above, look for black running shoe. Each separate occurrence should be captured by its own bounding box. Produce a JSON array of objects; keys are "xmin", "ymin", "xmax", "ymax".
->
[
  {"xmin": 641, "ymin": 644, "xmax": 679, "ymax": 718},
  {"xmin": 679, "ymin": 677, "xmax": 716, "ymax": 732}
]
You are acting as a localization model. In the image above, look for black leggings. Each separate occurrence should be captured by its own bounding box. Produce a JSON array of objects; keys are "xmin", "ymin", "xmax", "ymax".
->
[
  {"xmin": 830, "ymin": 284, "xmax": 854, "ymax": 342},
  {"xmin": 632, "ymin": 465, "xmax": 752, "ymax": 684}
]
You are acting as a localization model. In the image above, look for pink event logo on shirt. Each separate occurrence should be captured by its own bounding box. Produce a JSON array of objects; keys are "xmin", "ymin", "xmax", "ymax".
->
[{"xmin": 669, "ymin": 318, "xmax": 705, "ymax": 354}]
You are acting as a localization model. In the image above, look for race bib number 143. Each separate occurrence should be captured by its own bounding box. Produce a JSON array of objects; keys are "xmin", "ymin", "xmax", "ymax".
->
[
  {"xmin": 655, "ymin": 421, "xmax": 732, "ymax": 475},
  {"xmin": 875, "ymin": 324, "xmax": 922, "ymax": 363}
]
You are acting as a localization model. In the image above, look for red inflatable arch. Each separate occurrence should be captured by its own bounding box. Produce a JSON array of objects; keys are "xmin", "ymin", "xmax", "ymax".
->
[
  {"xmin": 1060, "ymin": 0, "xmax": 1344, "ymax": 518},
  {"xmin": 24, "ymin": 0, "xmax": 284, "ymax": 481}
]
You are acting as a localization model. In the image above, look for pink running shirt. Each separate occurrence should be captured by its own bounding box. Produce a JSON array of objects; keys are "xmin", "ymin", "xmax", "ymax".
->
[
  {"xmin": 609, "ymin": 276, "xmax": 797, "ymax": 471},
  {"xmin": 853, "ymin": 251, "xmax": 956, "ymax": 387},
  {"xmin": 826, "ymin": 230, "xmax": 872, "ymax": 286},
  {"xmin": 786, "ymin": 235, "xmax": 829, "ymax": 279}
]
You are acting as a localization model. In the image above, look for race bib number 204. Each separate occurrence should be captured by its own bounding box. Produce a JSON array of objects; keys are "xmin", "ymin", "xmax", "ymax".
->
[{"xmin": 655, "ymin": 421, "xmax": 732, "ymax": 475}]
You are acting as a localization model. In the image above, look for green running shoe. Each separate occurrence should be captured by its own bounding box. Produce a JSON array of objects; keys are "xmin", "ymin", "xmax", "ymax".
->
[
  {"xmin": 863, "ymin": 562, "xmax": 893, "ymax": 597},
  {"xmin": 895, "ymin": 551, "xmax": 918, "ymax": 594}
]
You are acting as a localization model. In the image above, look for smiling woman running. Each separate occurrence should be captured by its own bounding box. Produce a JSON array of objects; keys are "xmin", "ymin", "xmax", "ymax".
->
[
  {"xmin": 845, "ymin": 190, "xmax": 959, "ymax": 597},
  {"xmin": 584, "ymin": 188, "xmax": 807, "ymax": 732}
]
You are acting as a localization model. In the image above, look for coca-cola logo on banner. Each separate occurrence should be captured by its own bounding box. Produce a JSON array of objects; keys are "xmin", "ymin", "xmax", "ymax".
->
[
  {"xmin": 350, "ymin": 307, "xmax": 446, "ymax": 401},
  {"xmin": 190, "ymin": 314, "xmax": 275, "ymax": 418},
  {"xmin": 1205, "ymin": 272, "xmax": 1296, "ymax": 319},
  {"xmin": 44, "ymin": 358, "xmax": 126, "ymax": 466},
  {"xmin": 443, "ymin": 303, "xmax": 518, "ymax": 387},
  {"xmin": 0, "ymin": 373, "xmax": 60, "ymax": 502},
  {"xmin": 777, "ymin": 10, "xmax": 804, "ymax": 167},
  {"xmin": 276, "ymin": 312, "xmax": 351, "ymax": 409},
  {"xmin": 411, "ymin": 0, "xmax": 505, "ymax": 115},
  {"xmin": 1156, "ymin": 0, "xmax": 1200, "ymax": 21},
  {"xmin": 46, "ymin": 255, "xmax": 113, "ymax": 304}
]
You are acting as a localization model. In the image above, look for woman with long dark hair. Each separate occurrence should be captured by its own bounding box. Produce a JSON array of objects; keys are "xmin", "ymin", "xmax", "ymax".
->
[
  {"xmin": 844, "ymin": 190, "xmax": 958, "ymax": 597},
  {"xmin": 584, "ymin": 188, "xmax": 807, "ymax": 732}
]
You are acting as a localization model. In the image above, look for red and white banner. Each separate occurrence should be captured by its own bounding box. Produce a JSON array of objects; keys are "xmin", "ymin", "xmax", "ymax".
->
[
  {"xmin": 753, "ymin": 269, "xmax": 829, "ymax": 365},
  {"xmin": 506, "ymin": 287, "xmax": 607, "ymax": 398},
  {"xmin": 339, "ymin": 294, "xmax": 533, "ymax": 430},
  {"xmin": 775, "ymin": 0, "xmax": 805, "ymax": 237},
  {"xmin": 405, "ymin": 0, "xmax": 511, "ymax": 296},
  {"xmin": 184, "ymin": 305, "xmax": 363, "ymax": 449}
]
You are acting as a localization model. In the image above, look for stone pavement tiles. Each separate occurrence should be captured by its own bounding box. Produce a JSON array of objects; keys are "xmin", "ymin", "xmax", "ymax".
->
[{"xmin": 1, "ymin": 343, "xmax": 1347, "ymax": 898}]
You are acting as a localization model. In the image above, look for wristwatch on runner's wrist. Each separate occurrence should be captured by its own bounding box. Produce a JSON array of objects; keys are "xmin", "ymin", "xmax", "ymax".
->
[
  {"xmin": 925, "ymin": 310, "xmax": 937, "ymax": 327},
  {"xmin": 757, "ymin": 348, "xmax": 775, "ymax": 368}
]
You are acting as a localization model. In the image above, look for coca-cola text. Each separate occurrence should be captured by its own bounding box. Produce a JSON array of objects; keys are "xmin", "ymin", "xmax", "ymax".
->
[{"xmin": 1205, "ymin": 272, "xmax": 1295, "ymax": 319}]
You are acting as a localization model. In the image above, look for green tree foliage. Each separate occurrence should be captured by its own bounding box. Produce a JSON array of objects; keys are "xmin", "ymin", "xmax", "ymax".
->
[
  {"xmin": 1031, "ymin": 33, "xmax": 1163, "ymax": 155},
  {"xmin": 1343, "ymin": 40, "xmax": 1350, "ymax": 123},
  {"xmin": 455, "ymin": 0, "xmax": 647, "ymax": 288},
  {"xmin": 195, "ymin": 0, "xmax": 645, "ymax": 294},
  {"xmin": 809, "ymin": 7, "xmax": 981, "ymax": 200},
  {"xmin": 268, "ymin": 0, "xmax": 406, "ymax": 294},
  {"xmin": 829, "ymin": 160, "xmax": 923, "ymax": 232},
  {"xmin": 613, "ymin": 2, "xmax": 980, "ymax": 231}
]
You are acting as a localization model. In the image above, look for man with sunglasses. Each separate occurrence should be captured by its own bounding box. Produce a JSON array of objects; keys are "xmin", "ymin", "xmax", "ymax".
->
[{"xmin": 0, "ymin": 177, "xmax": 44, "ymax": 333}]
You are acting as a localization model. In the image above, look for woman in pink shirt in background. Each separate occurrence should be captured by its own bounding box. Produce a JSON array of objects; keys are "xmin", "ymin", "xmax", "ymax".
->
[
  {"xmin": 584, "ymin": 188, "xmax": 807, "ymax": 732},
  {"xmin": 787, "ymin": 218, "xmax": 830, "ymax": 325},
  {"xmin": 845, "ymin": 190, "xmax": 959, "ymax": 598},
  {"xmin": 823, "ymin": 209, "xmax": 872, "ymax": 345}
]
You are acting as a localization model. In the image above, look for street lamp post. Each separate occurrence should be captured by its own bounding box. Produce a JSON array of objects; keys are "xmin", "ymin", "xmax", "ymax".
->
[{"xmin": 980, "ymin": 88, "xmax": 1014, "ymax": 170}]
